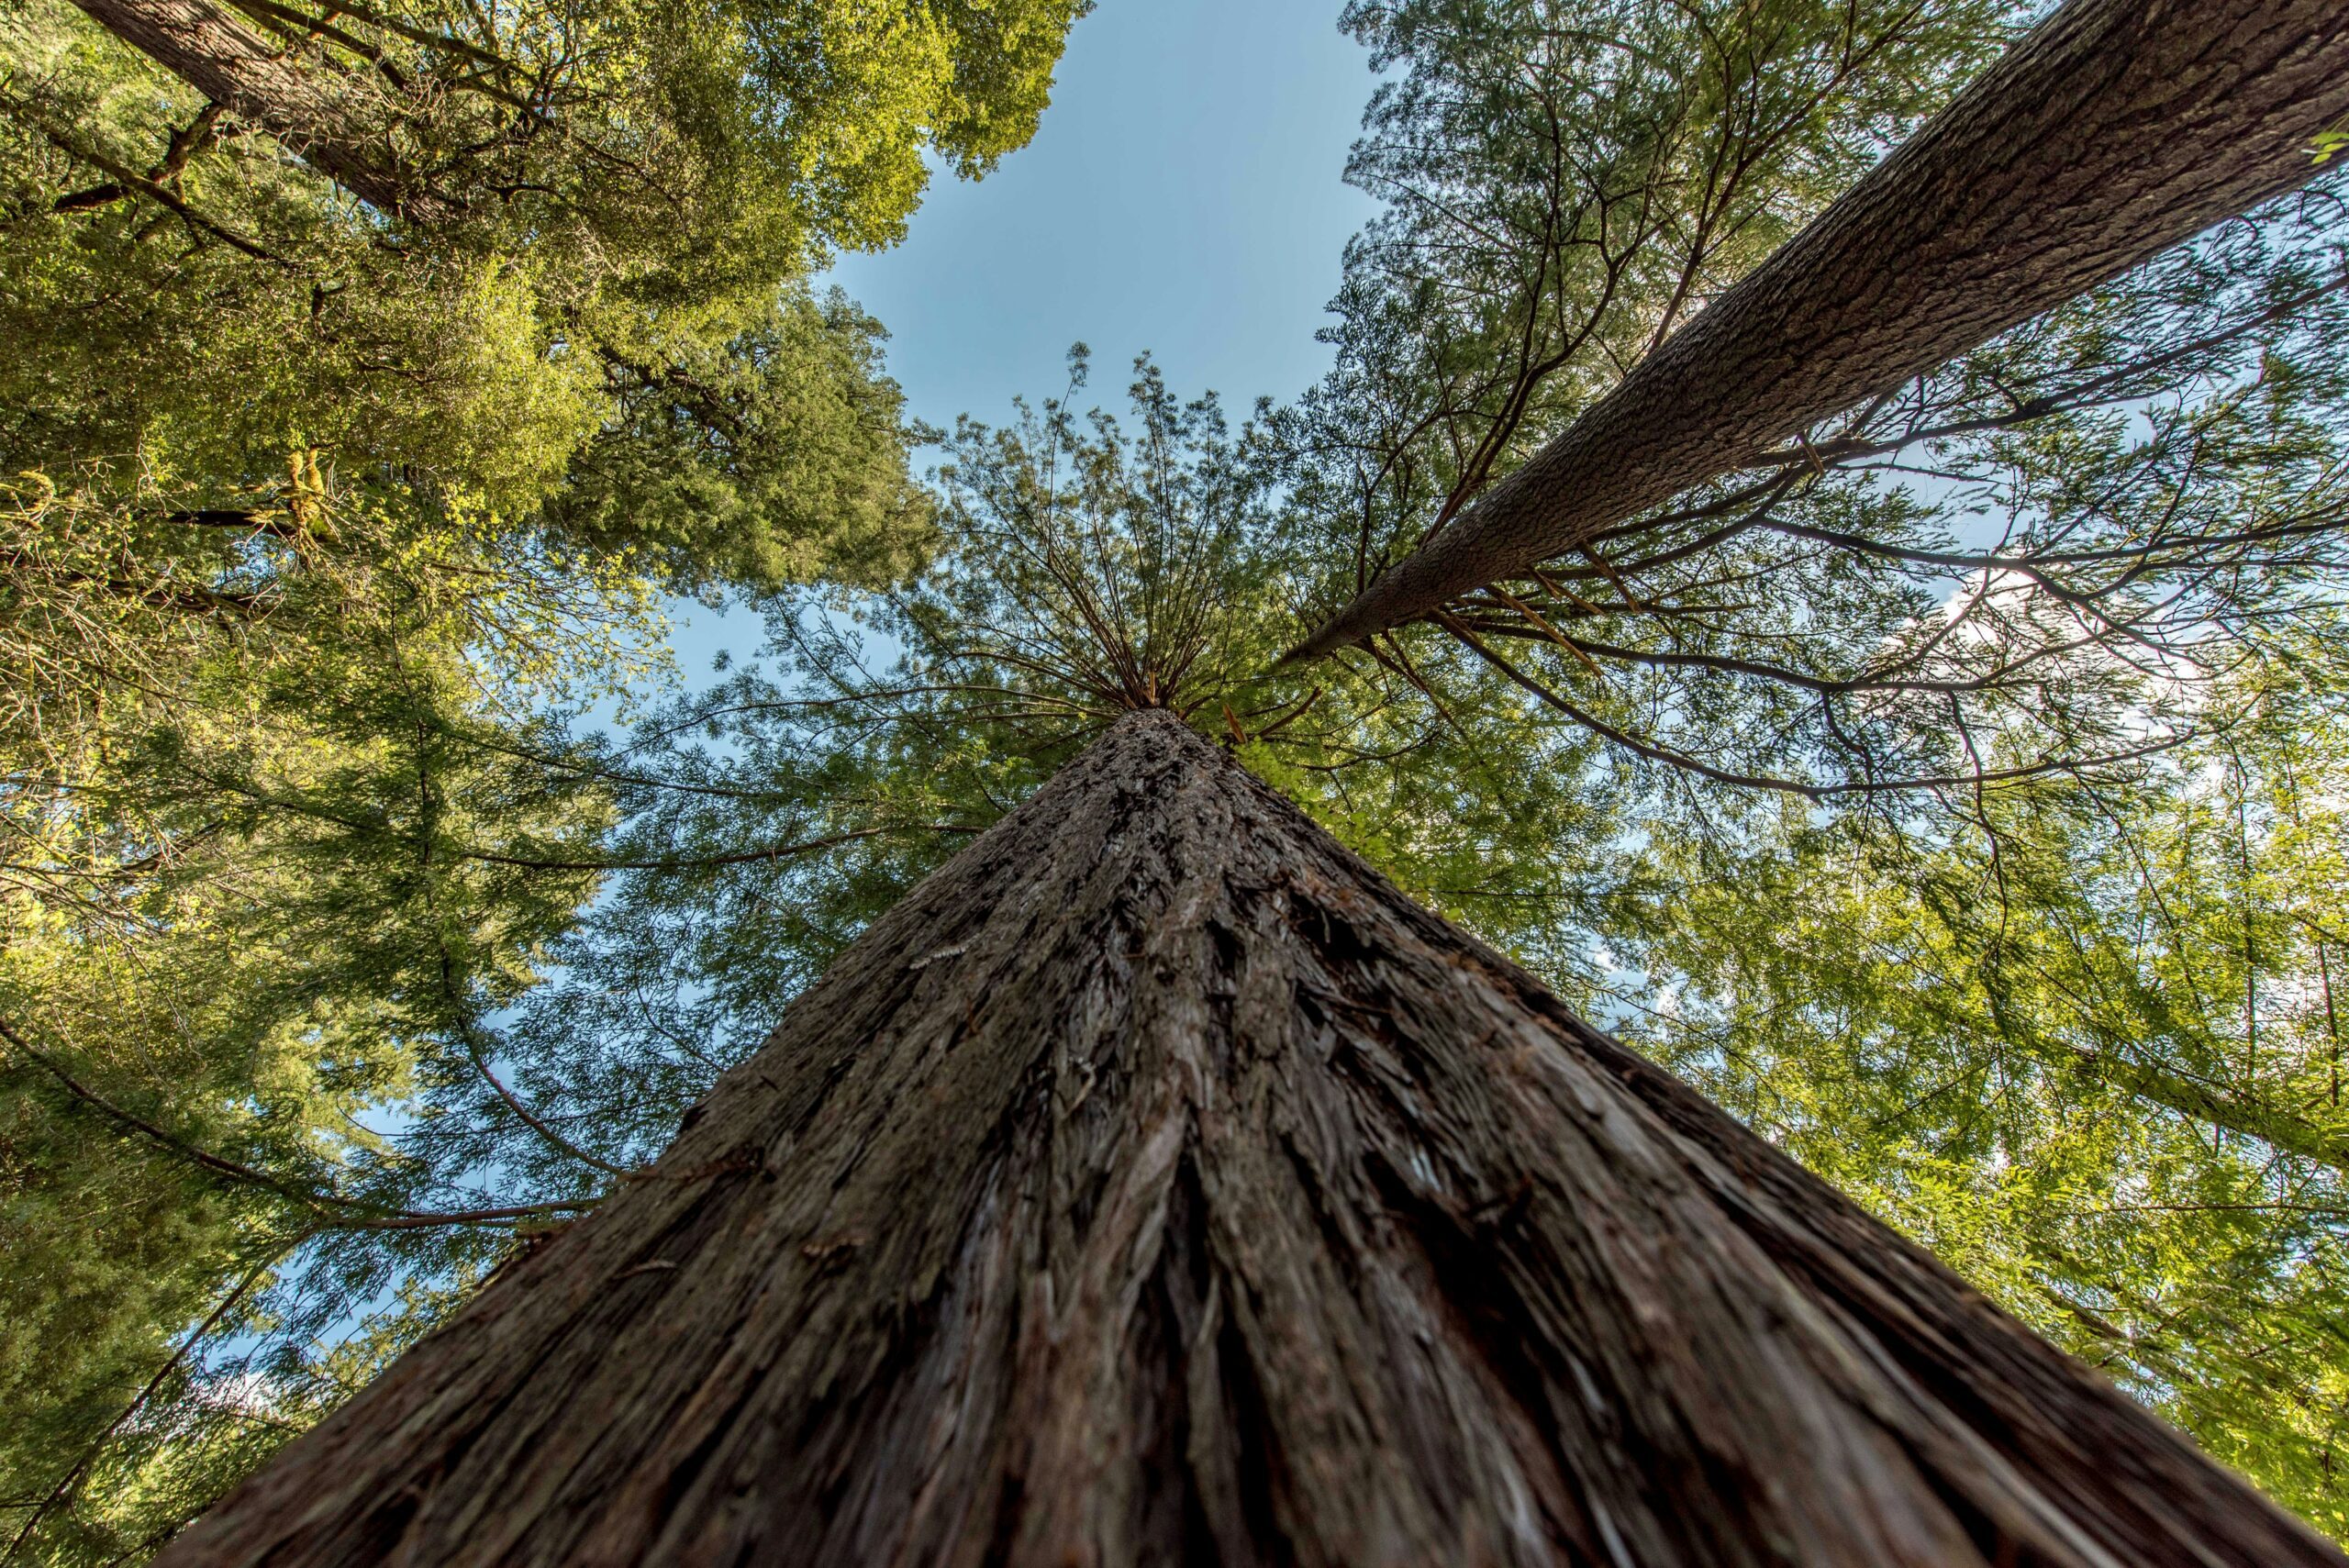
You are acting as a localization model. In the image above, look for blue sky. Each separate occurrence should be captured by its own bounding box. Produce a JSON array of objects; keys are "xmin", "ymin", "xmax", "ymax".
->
[
  {"xmin": 668, "ymin": 0, "xmax": 1386, "ymax": 675},
  {"xmin": 829, "ymin": 0, "xmax": 1385, "ymax": 431}
]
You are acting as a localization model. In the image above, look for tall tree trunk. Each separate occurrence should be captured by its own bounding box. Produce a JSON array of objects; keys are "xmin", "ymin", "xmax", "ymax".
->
[
  {"xmin": 1287, "ymin": 0, "xmax": 2349, "ymax": 663},
  {"xmin": 156, "ymin": 711, "xmax": 2336, "ymax": 1567},
  {"xmin": 2069, "ymin": 1045, "xmax": 2349, "ymax": 1178},
  {"xmin": 70, "ymin": 0, "xmax": 454, "ymax": 221}
]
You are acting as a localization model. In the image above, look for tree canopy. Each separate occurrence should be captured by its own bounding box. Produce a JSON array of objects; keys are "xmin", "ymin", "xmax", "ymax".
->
[
  {"xmin": 1287, "ymin": 0, "xmax": 2349, "ymax": 657},
  {"xmin": 3, "ymin": 0, "xmax": 1093, "ymax": 602},
  {"xmin": 0, "ymin": 0, "xmax": 1085, "ymax": 1554},
  {"xmin": 9, "ymin": 0, "xmax": 2349, "ymax": 1560}
]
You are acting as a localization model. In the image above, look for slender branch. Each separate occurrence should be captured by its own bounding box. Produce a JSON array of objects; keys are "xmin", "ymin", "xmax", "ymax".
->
[
  {"xmin": 459, "ymin": 823, "xmax": 980, "ymax": 873},
  {"xmin": 1433, "ymin": 610, "xmax": 2188, "ymax": 796},
  {"xmin": 0, "ymin": 1014, "xmax": 601, "ymax": 1229},
  {"xmin": 436, "ymin": 948, "xmax": 629, "ymax": 1176},
  {"xmin": 2, "ymin": 1243, "xmax": 294, "ymax": 1564}
]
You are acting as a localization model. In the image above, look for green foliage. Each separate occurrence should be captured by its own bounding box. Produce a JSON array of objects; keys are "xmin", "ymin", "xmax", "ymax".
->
[
  {"xmin": 13, "ymin": 0, "xmax": 2349, "ymax": 1557},
  {"xmin": 2313, "ymin": 116, "xmax": 2349, "ymax": 166},
  {"xmin": 1271, "ymin": 0, "xmax": 2349, "ymax": 1526},
  {"xmin": 0, "ymin": 483, "xmax": 644, "ymax": 1560},
  {"xmin": 0, "ymin": 0, "xmax": 1093, "ymax": 601},
  {"xmin": 1611, "ymin": 656, "xmax": 2349, "ymax": 1533},
  {"xmin": 0, "ymin": 0, "xmax": 1086, "ymax": 1553},
  {"xmin": 549, "ymin": 290, "xmax": 932, "ymax": 595}
]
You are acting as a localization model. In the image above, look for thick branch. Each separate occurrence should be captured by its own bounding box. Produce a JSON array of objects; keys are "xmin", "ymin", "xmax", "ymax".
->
[
  {"xmin": 1288, "ymin": 0, "xmax": 2349, "ymax": 662},
  {"xmin": 2071, "ymin": 1046, "xmax": 2349, "ymax": 1177},
  {"xmin": 69, "ymin": 0, "xmax": 459, "ymax": 220}
]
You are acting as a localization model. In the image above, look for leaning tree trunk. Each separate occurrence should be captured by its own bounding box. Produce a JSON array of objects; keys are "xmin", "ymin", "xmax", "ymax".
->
[
  {"xmin": 1287, "ymin": 0, "xmax": 2349, "ymax": 662},
  {"xmin": 158, "ymin": 711, "xmax": 2337, "ymax": 1567},
  {"xmin": 71, "ymin": 0, "xmax": 454, "ymax": 222}
]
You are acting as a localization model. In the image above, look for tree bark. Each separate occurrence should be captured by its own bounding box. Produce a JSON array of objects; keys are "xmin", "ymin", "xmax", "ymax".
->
[
  {"xmin": 70, "ymin": 0, "xmax": 453, "ymax": 222},
  {"xmin": 155, "ymin": 710, "xmax": 2339, "ymax": 1566},
  {"xmin": 1287, "ymin": 0, "xmax": 2349, "ymax": 663}
]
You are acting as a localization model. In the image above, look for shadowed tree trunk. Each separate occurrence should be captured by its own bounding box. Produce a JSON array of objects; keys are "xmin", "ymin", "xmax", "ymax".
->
[
  {"xmin": 1287, "ymin": 0, "xmax": 2349, "ymax": 662},
  {"xmin": 155, "ymin": 711, "xmax": 2340, "ymax": 1566},
  {"xmin": 70, "ymin": 0, "xmax": 456, "ymax": 221}
]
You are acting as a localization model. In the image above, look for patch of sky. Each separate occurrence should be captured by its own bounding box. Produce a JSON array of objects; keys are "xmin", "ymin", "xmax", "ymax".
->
[
  {"xmin": 211, "ymin": 8, "xmax": 1393, "ymax": 1395},
  {"xmin": 659, "ymin": 0, "xmax": 1386, "ymax": 698}
]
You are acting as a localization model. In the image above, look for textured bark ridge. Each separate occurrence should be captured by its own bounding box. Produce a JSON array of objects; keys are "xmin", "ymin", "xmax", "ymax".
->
[
  {"xmin": 159, "ymin": 712, "xmax": 2340, "ymax": 1566},
  {"xmin": 72, "ymin": 0, "xmax": 454, "ymax": 221},
  {"xmin": 1289, "ymin": 0, "xmax": 2349, "ymax": 662}
]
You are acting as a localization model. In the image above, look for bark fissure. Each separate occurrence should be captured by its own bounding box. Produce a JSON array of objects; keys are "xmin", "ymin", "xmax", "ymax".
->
[{"xmin": 155, "ymin": 711, "xmax": 2340, "ymax": 1566}]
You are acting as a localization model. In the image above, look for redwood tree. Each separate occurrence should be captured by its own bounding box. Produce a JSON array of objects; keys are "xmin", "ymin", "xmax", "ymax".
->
[
  {"xmin": 1289, "ymin": 0, "xmax": 2349, "ymax": 661},
  {"xmin": 67, "ymin": 0, "xmax": 451, "ymax": 219},
  {"xmin": 153, "ymin": 710, "xmax": 2339, "ymax": 1567}
]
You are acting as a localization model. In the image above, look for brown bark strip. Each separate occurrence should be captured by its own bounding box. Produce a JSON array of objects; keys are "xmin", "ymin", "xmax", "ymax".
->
[
  {"xmin": 153, "ymin": 711, "xmax": 2340, "ymax": 1566},
  {"xmin": 1287, "ymin": 0, "xmax": 2349, "ymax": 662},
  {"xmin": 69, "ymin": 0, "xmax": 455, "ymax": 221}
]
